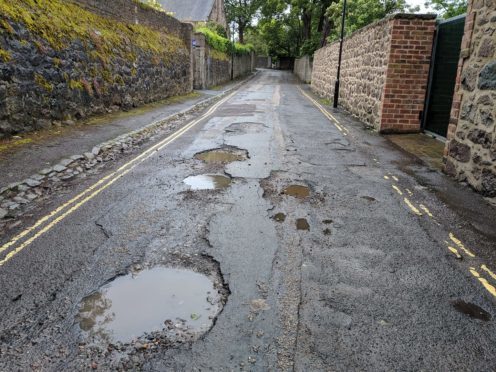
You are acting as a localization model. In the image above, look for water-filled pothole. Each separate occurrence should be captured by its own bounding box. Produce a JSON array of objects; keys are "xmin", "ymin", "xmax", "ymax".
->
[
  {"xmin": 194, "ymin": 147, "xmax": 248, "ymax": 164},
  {"xmin": 77, "ymin": 267, "xmax": 224, "ymax": 344},
  {"xmin": 452, "ymin": 300, "xmax": 491, "ymax": 321},
  {"xmin": 273, "ymin": 213, "xmax": 286, "ymax": 222},
  {"xmin": 184, "ymin": 174, "xmax": 231, "ymax": 190},
  {"xmin": 296, "ymin": 218, "xmax": 310, "ymax": 231},
  {"xmin": 282, "ymin": 185, "xmax": 310, "ymax": 199}
]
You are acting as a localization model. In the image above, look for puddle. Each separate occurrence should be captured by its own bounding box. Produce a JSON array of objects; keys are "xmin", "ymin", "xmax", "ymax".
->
[
  {"xmin": 282, "ymin": 185, "xmax": 310, "ymax": 199},
  {"xmin": 452, "ymin": 300, "xmax": 491, "ymax": 321},
  {"xmin": 296, "ymin": 218, "xmax": 310, "ymax": 231},
  {"xmin": 77, "ymin": 267, "xmax": 223, "ymax": 344},
  {"xmin": 273, "ymin": 213, "xmax": 286, "ymax": 222},
  {"xmin": 184, "ymin": 174, "xmax": 231, "ymax": 190},
  {"xmin": 195, "ymin": 148, "xmax": 248, "ymax": 164}
]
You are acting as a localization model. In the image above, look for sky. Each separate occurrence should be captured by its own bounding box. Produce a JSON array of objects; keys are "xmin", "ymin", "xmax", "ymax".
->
[{"xmin": 407, "ymin": 0, "xmax": 436, "ymax": 13}]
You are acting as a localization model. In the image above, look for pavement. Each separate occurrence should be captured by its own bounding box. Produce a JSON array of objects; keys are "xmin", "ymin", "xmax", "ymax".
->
[
  {"xmin": 0, "ymin": 85, "xmax": 236, "ymax": 190},
  {"xmin": 0, "ymin": 70, "xmax": 495, "ymax": 371}
]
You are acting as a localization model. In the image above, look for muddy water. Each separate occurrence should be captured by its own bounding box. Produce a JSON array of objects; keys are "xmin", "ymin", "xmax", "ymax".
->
[
  {"xmin": 296, "ymin": 218, "xmax": 310, "ymax": 231},
  {"xmin": 184, "ymin": 174, "xmax": 231, "ymax": 190},
  {"xmin": 273, "ymin": 213, "xmax": 286, "ymax": 222},
  {"xmin": 195, "ymin": 149, "xmax": 247, "ymax": 164},
  {"xmin": 282, "ymin": 185, "xmax": 310, "ymax": 199},
  {"xmin": 77, "ymin": 268, "xmax": 222, "ymax": 343},
  {"xmin": 453, "ymin": 300, "xmax": 491, "ymax": 321}
]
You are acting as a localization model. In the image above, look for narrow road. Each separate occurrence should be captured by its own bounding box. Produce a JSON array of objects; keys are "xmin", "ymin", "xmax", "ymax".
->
[{"xmin": 1, "ymin": 70, "xmax": 495, "ymax": 371}]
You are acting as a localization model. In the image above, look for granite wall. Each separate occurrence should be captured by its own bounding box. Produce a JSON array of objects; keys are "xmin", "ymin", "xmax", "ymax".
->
[{"xmin": 445, "ymin": 0, "xmax": 496, "ymax": 199}]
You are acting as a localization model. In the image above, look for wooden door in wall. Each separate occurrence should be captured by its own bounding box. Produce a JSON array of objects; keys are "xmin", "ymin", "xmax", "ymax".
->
[{"xmin": 423, "ymin": 15, "xmax": 465, "ymax": 137}]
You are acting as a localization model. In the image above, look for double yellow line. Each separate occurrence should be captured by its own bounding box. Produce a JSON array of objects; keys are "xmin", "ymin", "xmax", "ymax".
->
[
  {"xmin": 298, "ymin": 87, "xmax": 349, "ymax": 135},
  {"xmin": 0, "ymin": 90, "xmax": 237, "ymax": 267}
]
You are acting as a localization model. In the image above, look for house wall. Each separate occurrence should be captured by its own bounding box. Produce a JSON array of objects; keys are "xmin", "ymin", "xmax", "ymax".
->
[
  {"xmin": 209, "ymin": 0, "xmax": 228, "ymax": 29},
  {"xmin": 311, "ymin": 14, "xmax": 436, "ymax": 132},
  {"xmin": 444, "ymin": 0, "xmax": 496, "ymax": 198}
]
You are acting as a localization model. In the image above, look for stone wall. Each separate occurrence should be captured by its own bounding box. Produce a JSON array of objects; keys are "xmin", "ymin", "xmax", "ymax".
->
[
  {"xmin": 294, "ymin": 56, "xmax": 313, "ymax": 83},
  {"xmin": 0, "ymin": 0, "xmax": 192, "ymax": 138},
  {"xmin": 193, "ymin": 32, "xmax": 254, "ymax": 89},
  {"xmin": 311, "ymin": 14, "xmax": 436, "ymax": 132},
  {"xmin": 445, "ymin": 0, "xmax": 496, "ymax": 198}
]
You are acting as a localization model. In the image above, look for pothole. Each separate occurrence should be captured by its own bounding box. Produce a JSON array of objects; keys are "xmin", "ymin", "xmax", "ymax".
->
[
  {"xmin": 273, "ymin": 212, "xmax": 286, "ymax": 222},
  {"xmin": 77, "ymin": 266, "xmax": 225, "ymax": 345},
  {"xmin": 194, "ymin": 147, "xmax": 248, "ymax": 164},
  {"xmin": 452, "ymin": 300, "xmax": 491, "ymax": 321},
  {"xmin": 296, "ymin": 218, "xmax": 310, "ymax": 231},
  {"xmin": 282, "ymin": 185, "xmax": 310, "ymax": 199},
  {"xmin": 183, "ymin": 174, "xmax": 231, "ymax": 190},
  {"xmin": 225, "ymin": 122, "xmax": 266, "ymax": 135}
]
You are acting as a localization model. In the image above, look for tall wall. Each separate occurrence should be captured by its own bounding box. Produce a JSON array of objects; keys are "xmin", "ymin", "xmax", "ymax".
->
[
  {"xmin": 445, "ymin": 0, "xmax": 496, "ymax": 198},
  {"xmin": 311, "ymin": 14, "xmax": 436, "ymax": 132},
  {"xmin": 0, "ymin": 0, "xmax": 192, "ymax": 138},
  {"xmin": 294, "ymin": 56, "xmax": 313, "ymax": 83},
  {"xmin": 193, "ymin": 32, "xmax": 254, "ymax": 89}
]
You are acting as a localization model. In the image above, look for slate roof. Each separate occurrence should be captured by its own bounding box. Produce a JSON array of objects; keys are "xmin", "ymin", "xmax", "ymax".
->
[{"xmin": 158, "ymin": 0, "xmax": 215, "ymax": 22}]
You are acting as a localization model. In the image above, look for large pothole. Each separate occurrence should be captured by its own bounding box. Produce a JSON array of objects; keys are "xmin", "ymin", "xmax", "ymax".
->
[
  {"xmin": 76, "ymin": 259, "xmax": 228, "ymax": 347},
  {"xmin": 194, "ymin": 147, "xmax": 248, "ymax": 164}
]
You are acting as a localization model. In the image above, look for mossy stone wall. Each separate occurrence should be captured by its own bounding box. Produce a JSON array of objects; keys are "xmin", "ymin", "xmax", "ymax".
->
[{"xmin": 0, "ymin": 0, "xmax": 193, "ymax": 137}]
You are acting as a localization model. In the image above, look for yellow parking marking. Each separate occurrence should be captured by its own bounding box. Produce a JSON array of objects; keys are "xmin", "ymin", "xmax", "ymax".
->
[
  {"xmin": 392, "ymin": 185, "xmax": 403, "ymax": 195},
  {"xmin": 470, "ymin": 267, "xmax": 496, "ymax": 298},
  {"xmin": 481, "ymin": 265, "xmax": 496, "ymax": 281},
  {"xmin": 298, "ymin": 88, "xmax": 347, "ymax": 134},
  {"xmin": 419, "ymin": 204, "xmax": 434, "ymax": 218},
  {"xmin": 392, "ymin": 176, "xmax": 399, "ymax": 182},
  {"xmin": 449, "ymin": 233, "xmax": 475, "ymax": 258},
  {"xmin": 447, "ymin": 246, "xmax": 462, "ymax": 259},
  {"xmin": 0, "ymin": 90, "xmax": 238, "ymax": 266},
  {"xmin": 406, "ymin": 188, "xmax": 413, "ymax": 196},
  {"xmin": 384, "ymin": 175, "xmax": 390, "ymax": 180},
  {"xmin": 403, "ymin": 198, "xmax": 422, "ymax": 216}
]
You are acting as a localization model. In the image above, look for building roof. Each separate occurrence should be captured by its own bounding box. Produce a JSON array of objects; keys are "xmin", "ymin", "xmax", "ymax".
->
[{"xmin": 158, "ymin": 0, "xmax": 215, "ymax": 22}]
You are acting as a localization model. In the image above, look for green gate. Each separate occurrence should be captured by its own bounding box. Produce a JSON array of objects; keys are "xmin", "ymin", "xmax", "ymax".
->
[{"xmin": 422, "ymin": 15, "xmax": 465, "ymax": 137}]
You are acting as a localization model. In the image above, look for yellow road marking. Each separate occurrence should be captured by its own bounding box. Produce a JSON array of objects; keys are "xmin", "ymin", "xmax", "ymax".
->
[
  {"xmin": 392, "ymin": 185, "xmax": 403, "ymax": 195},
  {"xmin": 405, "ymin": 188, "xmax": 413, "ymax": 196},
  {"xmin": 392, "ymin": 176, "xmax": 399, "ymax": 182},
  {"xmin": 481, "ymin": 265, "xmax": 496, "ymax": 281},
  {"xmin": 449, "ymin": 233, "xmax": 475, "ymax": 258},
  {"xmin": 403, "ymin": 198, "xmax": 422, "ymax": 216},
  {"xmin": 470, "ymin": 267, "xmax": 496, "ymax": 298},
  {"xmin": 447, "ymin": 246, "xmax": 462, "ymax": 259},
  {"xmin": 0, "ymin": 90, "xmax": 238, "ymax": 266},
  {"xmin": 419, "ymin": 204, "xmax": 434, "ymax": 218},
  {"xmin": 384, "ymin": 175, "xmax": 390, "ymax": 180},
  {"xmin": 298, "ymin": 88, "xmax": 346, "ymax": 134}
]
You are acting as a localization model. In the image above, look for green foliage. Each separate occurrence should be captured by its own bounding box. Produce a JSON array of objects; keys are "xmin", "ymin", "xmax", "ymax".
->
[
  {"xmin": 327, "ymin": 0, "xmax": 410, "ymax": 39},
  {"xmin": 196, "ymin": 27, "xmax": 254, "ymax": 55},
  {"xmin": 34, "ymin": 73, "xmax": 54, "ymax": 91},
  {"xmin": 225, "ymin": 0, "xmax": 262, "ymax": 43},
  {"xmin": 136, "ymin": 0, "xmax": 166, "ymax": 12},
  {"xmin": 425, "ymin": 0, "xmax": 467, "ymax": 18}
]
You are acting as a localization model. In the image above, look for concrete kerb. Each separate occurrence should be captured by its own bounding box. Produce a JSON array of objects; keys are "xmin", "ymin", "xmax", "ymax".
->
[{"xmin": 0, "ymin": 72, "xmax": 259, "ymax": 221}]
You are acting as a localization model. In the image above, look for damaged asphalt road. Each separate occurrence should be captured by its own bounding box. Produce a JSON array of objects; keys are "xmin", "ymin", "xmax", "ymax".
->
[{"xmin": 0, "ymin": 70, "xmax": 496, "ymax": 371}]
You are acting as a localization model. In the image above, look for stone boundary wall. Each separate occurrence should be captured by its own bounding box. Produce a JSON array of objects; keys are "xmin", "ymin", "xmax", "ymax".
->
[
  {"xmin": 311, "ymin": 14, "xmax": 436, "ymax": 132},
  {"xmin": 192, "ymin": 32, "xmax": 254, "ymax": 89},
  {"xmin": 294, "ymin": 56, "xmax": 313, "ymax": 83},
  {"xmin": 445, "ymin": 0, "xmax": 496, "ymax": 198},
  {"xmin": 0, "ymin": 0, "xmax": 193, "ymax": 138}
]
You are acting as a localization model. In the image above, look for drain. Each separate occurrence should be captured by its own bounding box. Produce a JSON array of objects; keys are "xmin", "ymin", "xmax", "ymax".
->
[
  {"xmin": 282, "ymin": 185, "xmax": 310, "ymax": 199},
  {"xmin": 194, "ymin": 147, "xmax": 248, "ymax": 164},
  {"xmin": 77, "ymin": 267, "xmax": 224, "ymax": 344},
  {"xmin": 452, "ymin": 300, "xmax": 491, "ymax": 321},
  {"xmin": 184, "ymin": 174, "xmax": 231, "ymax": 190}
]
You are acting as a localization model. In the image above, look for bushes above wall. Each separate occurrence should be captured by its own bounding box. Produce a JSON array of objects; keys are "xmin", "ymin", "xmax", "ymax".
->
[{"xmin": 195, "ymin": 27, "xmax": 254, "ymax": 56}]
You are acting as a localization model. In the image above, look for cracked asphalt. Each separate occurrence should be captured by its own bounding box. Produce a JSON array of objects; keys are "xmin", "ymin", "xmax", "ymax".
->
[{"xmin": 0, "ymin": 70, "xmax": 495, "ymax": 371}]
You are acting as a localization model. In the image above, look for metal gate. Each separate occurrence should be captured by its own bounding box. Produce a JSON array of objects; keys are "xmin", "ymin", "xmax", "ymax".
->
[{"xmin": 422, "ymin": 15, "xmax": 466, "ymax": 137}]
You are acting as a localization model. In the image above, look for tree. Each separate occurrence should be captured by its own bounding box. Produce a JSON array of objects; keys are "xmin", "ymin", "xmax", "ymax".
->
[
  {"xmin": 425, "ymin": 0, "xmax": 467, "ymax": 18},
  {"xmin": 225, "ymin": 0, "xmax": 261, "ymax": 44}
]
